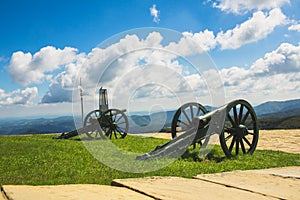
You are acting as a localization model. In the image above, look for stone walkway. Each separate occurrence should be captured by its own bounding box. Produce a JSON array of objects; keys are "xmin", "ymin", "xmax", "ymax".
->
[{"xmin": 2, "ymin": 167, "xmax": 299, "ymax": 200}]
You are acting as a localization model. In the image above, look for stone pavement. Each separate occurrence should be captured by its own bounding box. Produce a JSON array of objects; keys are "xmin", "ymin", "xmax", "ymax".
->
[
  {"xmin": 1, "ymin": 184, "xmax": 153, "ymax": 200},
  {"xmin": 2, "ymin": 166, "xmax": 300, "ymax": 200}
]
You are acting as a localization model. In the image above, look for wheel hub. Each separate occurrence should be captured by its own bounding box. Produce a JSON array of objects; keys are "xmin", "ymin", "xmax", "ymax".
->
[{"xmin": 235, "ymin": 124, "xmax": 248, "ymax": 137}]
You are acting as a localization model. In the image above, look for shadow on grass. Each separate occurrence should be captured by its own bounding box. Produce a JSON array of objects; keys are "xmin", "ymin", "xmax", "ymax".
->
[{"xmin": 180, "ymin": 148, "xmax": 226, "ymax": 163}]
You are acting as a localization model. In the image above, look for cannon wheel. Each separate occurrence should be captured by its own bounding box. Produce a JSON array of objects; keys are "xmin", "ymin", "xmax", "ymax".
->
[
  {"xmin": 219, "ymin": 99, "xmax": 259, "ymax": 158},
  {"xmin": 83, "ymin": 110, "xmax": 105, "ymax": 139},
  {"xmin": 171, "ymin": 102, "xmax": 209, "ymax": 148},
  {"xmin": 84, "ymin": 109, "xmax": 129, "ymax": 139},
  {"xmin": 100, "ymin": 109, "xmax": 129, "ymax": 139}
]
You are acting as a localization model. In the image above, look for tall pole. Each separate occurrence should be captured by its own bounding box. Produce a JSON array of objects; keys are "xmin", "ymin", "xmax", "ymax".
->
[{"xmin": 79, "ymin": 78, "xmax": 84, "ymax": 127}]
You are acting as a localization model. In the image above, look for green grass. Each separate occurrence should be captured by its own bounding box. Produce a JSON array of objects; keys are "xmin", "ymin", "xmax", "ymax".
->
[{"xmin": 0, "ymin": 134, "xmax": 299, "ymax": 185}]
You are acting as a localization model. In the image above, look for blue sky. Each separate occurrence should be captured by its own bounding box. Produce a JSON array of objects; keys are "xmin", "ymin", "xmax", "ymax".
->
[{"xmin": 0, "ymin": 0, "xmax": 300, "ymax": 118}]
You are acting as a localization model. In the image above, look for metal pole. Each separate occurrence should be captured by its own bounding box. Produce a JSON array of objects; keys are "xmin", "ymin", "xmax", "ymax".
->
[{"xmin": 80, "ymin": 78, "xmax": 84, "ymax": 127}]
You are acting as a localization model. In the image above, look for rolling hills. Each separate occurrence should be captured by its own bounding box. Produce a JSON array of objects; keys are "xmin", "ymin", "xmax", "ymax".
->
[{"xmin": 0, "ymin": 99, "xmax": 299, "ymax": 135}]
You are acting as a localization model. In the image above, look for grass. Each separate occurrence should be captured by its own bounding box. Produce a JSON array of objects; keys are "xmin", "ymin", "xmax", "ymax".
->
[{"xmin": 0, "ymin": 134, "xmax": 299, "ymax": 186}]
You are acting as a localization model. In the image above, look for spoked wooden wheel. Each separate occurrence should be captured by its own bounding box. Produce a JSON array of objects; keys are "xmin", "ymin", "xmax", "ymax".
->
[
  {"xmin": 219, "ymin": 100, "xmax": 259, "ymax": 158},
  {"xmin": 100, "ymin": 109, "xmax": 129, "ymax": 139},
  {"xmin": 83, "ymin": 110, "xmax": 105, "ymax": 139},
  {"xmin": 171, "ymin": 102, "xmax": 209, "ymax": 148}
]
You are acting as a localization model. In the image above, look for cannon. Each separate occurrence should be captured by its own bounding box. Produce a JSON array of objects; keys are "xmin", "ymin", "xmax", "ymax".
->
[
  {"xmin": 136, "ymin": 99, "xmax": 259, "ymax": 159},
  {"xmin": 54, "ymin": 87, "xmax": 129, "ymax": 139}
]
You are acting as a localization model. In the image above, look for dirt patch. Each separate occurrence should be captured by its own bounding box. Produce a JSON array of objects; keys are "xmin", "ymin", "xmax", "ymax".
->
[
  {"xmin": 133, "ymin": 129, "xmax": 300, "ymax": 154},
  {"xmin": 256, "ymin": 129, "xmax": 300, "ymax": 154}
]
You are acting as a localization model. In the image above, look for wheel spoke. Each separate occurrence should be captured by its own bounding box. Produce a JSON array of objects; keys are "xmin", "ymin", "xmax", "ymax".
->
[
  {"xmin": 116, "ymin": 127, "xmax": 123, "ymax": 134},
  {"xmin": 225, "ymin": 133, "xmax": 233, "ymax": 141},
  {"xmin": 177, "ymin": 119, "xmax": 189, "ymax": 128},
  {"xmin": 246, "ymin": 120, "xmax": 254, "ymax": 127},
  {"xmin": 227, "ymin": 113, "xmax": 237, "ymax": 127},
  {"xmin": 229, "ymin": 135, "xmax": 236, "ymax": 153},
  {"xmin": 196, "ymin": 107, "xmax": 201, "ymax": 116},
  {"xmin": 241, "ymin": 110, "xmax": 250, "ymax": 124},
  {"xmin": 238, "ymin": 104, "xmax": 244, "ymax": 124},
  {"xmin": 246, "ymin": 130, "xmax": 254, "ymax": 135},
  {"xmin": 235, "ymin": 138, "xmax": 239, "ymax": 155},
  {"xmin": 240, "ymin": 139, "xmax": 246, "ymax": 154},
  {"xmin": 190, "ymin": 105, "xmax": 194, "ymax": 119},
  {"xmin": 115, "ymin": 115, "xmax": 123, "ymax": 123},
  {"xmin": 242, "ymin": 136, "xmax": 252, "ymax": 148},
  {"xmin": 113, "ymin": 113, "xmax": 118, "ymax": 121},
  {"xmin": 114, "ymin": 130, "xmax": 117, "ymax": 139},
  {"xmin": 233, "ymin": 106, "xmax": 238, "ymax": 125},
  {"xmin": 116, "ymin": 125, "xmax": 125, "ymax": 132},
  {"xmin": 182, "ymin": 109, "xmax": 192, "ymax": 124}
]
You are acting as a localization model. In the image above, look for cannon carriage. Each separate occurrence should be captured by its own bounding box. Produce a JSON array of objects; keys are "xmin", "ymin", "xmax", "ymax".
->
[
  {"xmin": 137, "ymin": 99, "xmax": 259, "ymax": 159},
  {"xmin": 54, "ymin": 87, "xmax": 129, "ymax": 139}
]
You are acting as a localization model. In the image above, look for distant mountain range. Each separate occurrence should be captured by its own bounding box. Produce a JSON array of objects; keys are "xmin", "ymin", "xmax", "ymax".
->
[
  {"xmin": 0, "ymin": 116, "xmax": 78, "ymax": 135},
  {"xmin": 0, "ymin": 99, "xmax": 299, "ymax": 135},
  {"xmin": 255, "ymin": 99, "xmax": 300, "ymax": 117}
]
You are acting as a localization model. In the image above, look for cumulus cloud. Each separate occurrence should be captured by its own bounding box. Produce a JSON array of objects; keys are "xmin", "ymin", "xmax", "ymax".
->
[
  {"xmin": 0, "ymin": 87, "xmax": 38, "ymax": 106},
  {"xmin": 41, "ymin": 72, "xmax": 74, "ymax": 103},
  {"xmin": 220, "ymin": 42, "xmax": 300, "ymax": 103},
  {"xmin": 150, "ymin": 4, "xmax": 160, "ymax": 23},
  {"xmin": 166, "ymin": 30, "xmax": 217, "ymax": 55},
  {"xmin": 251, "ymin": 42, "xmax": 300, "ymax": 74},
  {"xmin": 7, "ymin": 46, "xmax": 80, "ymax": 86},
  {"xmin": 213, "ymin": 0, "xmax": 290, "ymax": 14},
  {"xmin": 6, "ymin": 27, "xmax": 297, "ymax": 107},
  {"xmin": 216, "ymin": 8, "xmax": 287, "ymax": 49},
  {"xmin": 288, "ymin": 22, "xmax": 300, "ymax": 32}
]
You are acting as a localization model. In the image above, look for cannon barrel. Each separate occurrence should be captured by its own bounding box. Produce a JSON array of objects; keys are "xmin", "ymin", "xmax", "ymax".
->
[{"xmin": 53, "ymin": 123, "xmax": 106, "ymax": 139}]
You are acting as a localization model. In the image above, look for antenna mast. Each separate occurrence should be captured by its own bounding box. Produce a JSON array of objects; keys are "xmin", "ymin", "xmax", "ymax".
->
[{"xmin": 79, "ymin": 78, "xmax": 84, "ymax": 127}]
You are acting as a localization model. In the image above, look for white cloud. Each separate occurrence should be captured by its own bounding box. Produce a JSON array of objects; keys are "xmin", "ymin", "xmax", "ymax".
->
[
  {"xmin": 213, "ymin": 0, "xmax": 290, "ymax": 14},
  {"xmin": 41, "ymin": 72, "xmax": 74, "ymax": 103},
  {"xmin": 220, "ymin": 42, "xmax": 300, "ymax": 103},
  {"xmin": 288, "ymin": 23, "xmax": 300, "ymax": 32},
  {"xmin": 0, "ymin": 87, "xmax": 38, "ymax": 106},
  {"xmin": 6, "ymin": 29, "xmax": 298, "ymax": 108},
  {"xmin": 7, "ymin": 46, "xmax": 80, "ymax": 86},
  {"xmin": 251, "ymin": 42, "xmax": 300, "ymax": 74},
  {"xmin": 216, "ymin": 8, "xmax": 286, "ymax": 49},
  {"xmin": 166, "ymin": 30, "xmax": 217, "ymax": 55},
  {"xmin": 150, "ymin": 4, "xmax": 160, "ymax": 23}
]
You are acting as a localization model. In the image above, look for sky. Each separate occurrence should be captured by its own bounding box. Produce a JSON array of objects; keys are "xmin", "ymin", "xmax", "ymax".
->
[{"xmin": 0, "ymin": 0, "xmax": 300, "ymax": 119}]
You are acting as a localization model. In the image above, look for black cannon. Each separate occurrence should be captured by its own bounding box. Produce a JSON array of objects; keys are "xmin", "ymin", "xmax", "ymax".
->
[
  {"xmin": 54, "ymin": 88, "xmax": 129, "ymax": 139},
  {"xmin": 136, "ymin": 99, "xmax": 259, "ymax": 159}
]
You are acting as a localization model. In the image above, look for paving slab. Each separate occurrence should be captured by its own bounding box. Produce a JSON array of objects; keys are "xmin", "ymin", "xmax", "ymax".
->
[
  {"xmin": 112, "ymin": 176, "xmax": 277, "ymax": 200},
  {"xmin": 1, "ymin": 184, "xmax": 153, "ymax": 200},
  {"xmin": 247, "ymin": 166, "xmax": 300, "ymax": 179},
  {"xmin": 194, "ymin": 168, "xmax": 300, "ymax": 200},
  {"xmin": 0, "ymin": 191, "xmax": 6, "ymax": 200}
]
